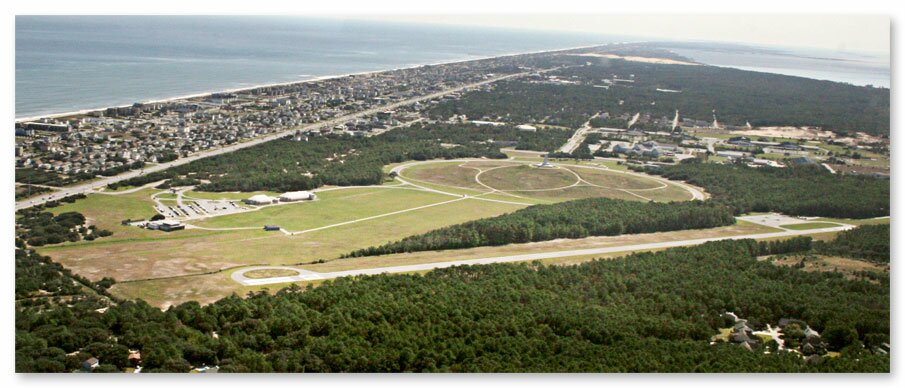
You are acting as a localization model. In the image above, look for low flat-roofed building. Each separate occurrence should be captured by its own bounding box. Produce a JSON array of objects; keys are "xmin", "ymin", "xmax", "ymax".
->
[
  {"xmin": 244, "ymin": 194, "xmax": 279, "ymax": 205},
  {"xmin": 717, "ymin": 150, "xmax": 749, "ymax": 159},
  {"xmin": 148, "ymin": 220, "xmax": 185, "ymax": 232},
  {"xmin": 279, "ymin": 191, "xmax": 315, "ymax": 202}
]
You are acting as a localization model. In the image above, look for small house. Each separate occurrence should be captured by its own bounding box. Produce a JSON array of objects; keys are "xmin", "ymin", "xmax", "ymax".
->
[{"xmin": 81, "ymin": 357, "xmax": 99, "ymax": 371}]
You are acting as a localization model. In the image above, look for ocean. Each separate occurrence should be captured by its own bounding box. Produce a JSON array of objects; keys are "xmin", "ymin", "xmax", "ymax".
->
[
  {"xmin": 15, "ymin": 16, "xmax": 616, "ymax": 119},
  {"xmin": 666, "ymin": 44, "xmax": 890, "ymax": 88},
  {"xmin": 16, "ymin": 17, "xmax": 891, "ymax": 119}
]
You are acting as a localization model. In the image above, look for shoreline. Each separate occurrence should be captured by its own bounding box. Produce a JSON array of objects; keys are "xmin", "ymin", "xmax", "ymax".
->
[{"xmin": 15, "ymin": 43, "xmax": 610, "ymax": 122}]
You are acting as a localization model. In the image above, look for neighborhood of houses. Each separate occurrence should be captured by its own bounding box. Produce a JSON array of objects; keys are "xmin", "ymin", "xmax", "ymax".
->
[
  {"xmin": 14, "ymin": 49, "xmax": 549, "ymax": 180},
  {"xmin": 712, "ymin": 312, "xmax": 890, "ymax": 363}
]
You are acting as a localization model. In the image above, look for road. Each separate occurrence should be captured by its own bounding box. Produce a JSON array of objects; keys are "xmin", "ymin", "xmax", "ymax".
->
[
  {"xmin": 15, "ymin": 70, "xmax": 544, "ymax": 211},
  {"xmin": 231, "ymin": 220, "xmax": 856, "ymax": 286},
  {"xmin": 558, "ymin": 113, "xmax": 600, "ymax": 153}
]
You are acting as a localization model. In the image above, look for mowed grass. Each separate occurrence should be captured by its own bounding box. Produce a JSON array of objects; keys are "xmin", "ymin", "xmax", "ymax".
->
[
  {"xmin": 192, "ymin": 187, "xmax": 452, "ymax": 231},
  {"xmin": 244, "ymin": 269, "xmax": 300, "ymax": 279},
  {"xmin": 633, "ymin": 184, "xmax": 696, "ymax": 202},
  {"xmin": 50, "ymin": 189, "xmax": 158, "ymax": 224},
  {"xmin": 111, "ymin": 219, "xmax": 780, "ymax": 308},
  {"xmin": 400, "ymin": 159, "xmax": 694, "ymax": 203},
  {"xmin": 814, "ymin": 217, "xmax": 890, "ymax": 226},
  {"xmin": 44, "ymin": 189, "xmax": 166, "ymax": 241},
  {"xmin": 568, "ymin": 166, "xmax": 663, "ymax": 190},
  {"xmin": 480, "ymin": 165, "xmax": 578, "ymax": 191},
  {"xmin": 42, "ymin": 197, "xmax": 525, "ymax": 283},
  {"xmin": 779, "ymin": 222, "xmax": 843, "ymax": 230},
  {"xmin": 403, "ymin": 161, "xmax": 489, "ymax": 191},
  {"xmin": 298, "ymin": 219, "xmax": 778, "ymax": 273},
  {"xmin": 513, "ymin": 185, "xmax": 640, "ymax": 202}
]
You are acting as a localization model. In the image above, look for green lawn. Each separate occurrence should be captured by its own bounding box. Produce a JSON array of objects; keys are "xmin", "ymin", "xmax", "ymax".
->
[
  {"xmin": 402, "ymin": 161, "xmax": 490, "ymax": 191},
  {"xmin": 779, "ymin": 222, "xmax": 843, "ymax": 231},
  {"xmin": 569, "ymin": 167, "xmax": 664, "ymax": 190},
  {"xmin": 49, "ymin": 190, "xmax": 159, "ymax": 236},
  {"xmin": 191, "ymin": 187, "xmax": 454, "ymax": 231},
  {"xmin": 47, "ymin": 197, "xmax": 525, "ymax": 284},
  {"xmin": 399, "ymin": 161, "xmax": 692, "ymax": 204},
  {"xmin": 110, "ymin": 218, "xmax": 777, "ymax": 308},
  {"xmin": 480, "ymin": 165, "xmax": 578, "ymax": 191},
  {"xmin": 813, "ymin": 217, "xmax": 890, "ymax": 226}
]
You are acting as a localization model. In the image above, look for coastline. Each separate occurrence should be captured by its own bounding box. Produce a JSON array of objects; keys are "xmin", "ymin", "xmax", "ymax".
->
[{"xmin": 15, "ymin": 43, "xmax": 610, "ymax": 122}]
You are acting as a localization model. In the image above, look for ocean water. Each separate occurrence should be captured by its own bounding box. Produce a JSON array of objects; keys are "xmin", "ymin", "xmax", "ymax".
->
[
  {"xmin": 16, "ymin": 16, "xmax": 617, "ymax": 119},
  {"xmin": 668, "ymin": 45, "xmax": 890, "ymax": 88},
  {"xmin": 17, "ymin": 17, "xmax": 891, "ymax": 119}
]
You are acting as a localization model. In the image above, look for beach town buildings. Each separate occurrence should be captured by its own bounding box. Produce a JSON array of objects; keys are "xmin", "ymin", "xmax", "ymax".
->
[{"xmin": 14, "ymin": 49, "xmax": 555, "ymax": 183}]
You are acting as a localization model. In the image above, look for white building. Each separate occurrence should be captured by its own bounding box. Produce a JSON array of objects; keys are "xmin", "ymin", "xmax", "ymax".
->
[
  {"xmin": 279, "ymin": 191, "xmax": 316, "ymax": 202},
  {"xmin": 516, "ymin": 124, "xmax": 537, "ymax": 132},
  {"xmin": 716, "ymin": 150, "xmax": 749, "ymax": 159},
  {"xmin": 244, "ymin": 194, "xmax": 279, "ymax": 205}
]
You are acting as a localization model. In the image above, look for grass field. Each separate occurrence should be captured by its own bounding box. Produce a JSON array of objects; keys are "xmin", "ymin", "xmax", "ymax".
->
[
  {"xmin": 398, "ymin": 159, "xmax": 696, "ymax": 204},
  {"xmin": 243, "ymin": 269, "xmax": 300, "ymax": 279},
  {"xmin": 480, "ymin": 165, "xmax": 578, "ymax": 191},
  {"xmin": 814, "ymin": 217, "xmax": 890, "ymax": 226},
  {"xmin": 109, "ymin": 220, "xmax": 782, "ymax": 308},
  {"xmin": 41, "ymin": 196, "xmax": 525, "ymax": 283},
  {"xmin": 37, "ymin": 157, "xmax": 710, "ymax": 309},
  {"xmin": 571, "ymin": 167, "xmax": 663, "ymax": 190},
  {"xmin": 403, "ymin": 162, "xmax": 491, "ymax": 191},
  {"xmin": 192, "ymin": 187, "xmax": 452, "ymax": 231},
  {"xmin": 44, "ymin": 189, "xmax": 163, "ymax": 241},
  {"xmin": 154, "ymin": 192, "xmax": 178, "ymax": 200},
  {"xmin": 779, "ymin": 222, "xmax": 842, "ymax": 230}
]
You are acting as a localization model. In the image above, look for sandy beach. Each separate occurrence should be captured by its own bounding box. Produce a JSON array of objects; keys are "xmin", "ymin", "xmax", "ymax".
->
[{"xmin": 573, "ymin": 52, "xmax": 700, "ymax": 66}]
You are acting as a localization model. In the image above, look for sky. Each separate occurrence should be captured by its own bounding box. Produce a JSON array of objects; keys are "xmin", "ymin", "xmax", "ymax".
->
[{"xmin": 348, "ymin": 14, "xmax": 890, "ymax": 54}]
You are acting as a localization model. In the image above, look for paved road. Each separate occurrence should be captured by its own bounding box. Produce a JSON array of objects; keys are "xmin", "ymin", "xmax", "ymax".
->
[
  {"xmin": 15, "ymin": 70, "xmax": 543, "ymax": 211},
  {"xmin": 558, "ymin": 113, "xmax": 600, "ymax": 153},
  {"xmin": 231, "ymin": 219, "xmax": 856, "ymax": 286}
]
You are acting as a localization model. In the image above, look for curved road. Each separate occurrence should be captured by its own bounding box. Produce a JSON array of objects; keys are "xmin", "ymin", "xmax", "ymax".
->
[{"xmin": 230, "ymin": 159, "xmax": 848, "ymax": 286}]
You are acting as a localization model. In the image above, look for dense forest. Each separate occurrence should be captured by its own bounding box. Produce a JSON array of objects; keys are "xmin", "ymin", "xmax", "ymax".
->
[
  {"xmin": 815, "ymin": 224, "xmax": 890, "ymax": 263},
  {"xmin": 427, "ymin": 59, "xmax": 889, "ymax": 136},
  {"xmin": 16, "ymin": 238, "xmax": 888, "ymax": 372},
  {"xmin": 643, "ymin": 161, "xmax": 889, "ymax": 219},
  {"xmin": 345, "ymin": 198, "xmax": 735, "ymax": 257},
  {"xmin": 428, "ymin": 81, "xmax": 610, "ymax": 129},
  {"xmin": 15, "ymin": 168, "xmax": 78, "ymax": 187},
  {"xmin": 108, "ymin": 123, "xmax": 571, "ymax": 192},
  {"xmin": 564, "ymin": 59, "xmax": 889, "ymax": 136}
]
